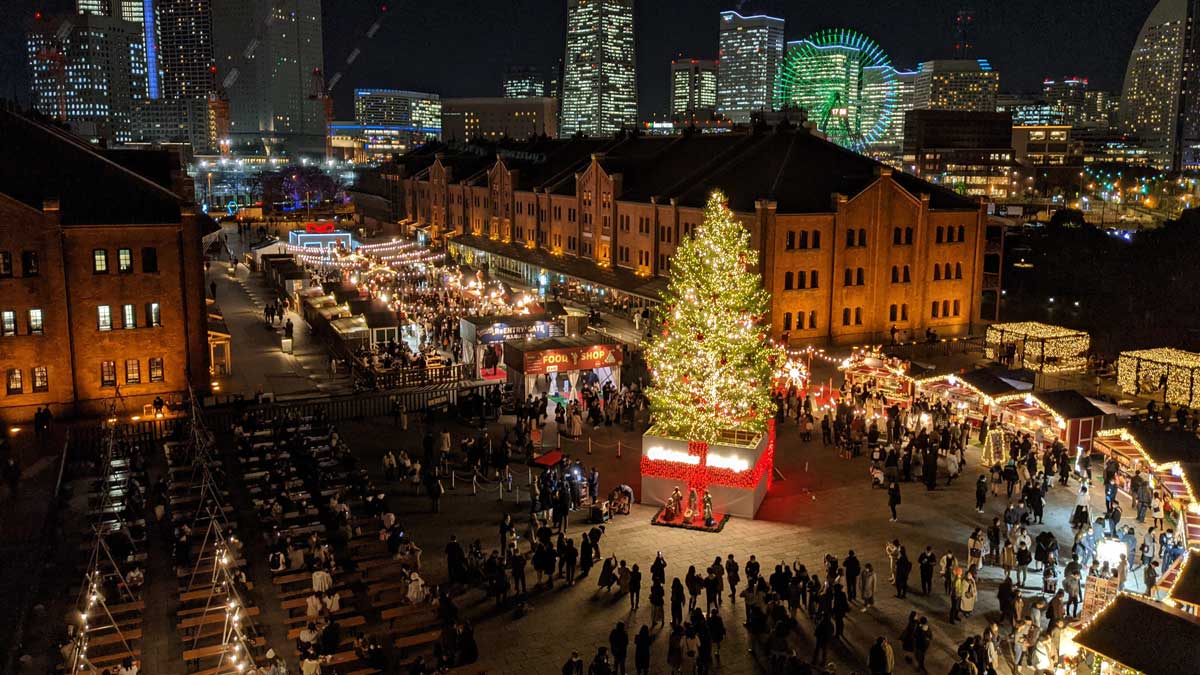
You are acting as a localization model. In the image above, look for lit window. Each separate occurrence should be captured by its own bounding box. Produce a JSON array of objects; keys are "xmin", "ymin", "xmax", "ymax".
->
[
  {"xmin": 28, "ymin": 309, "xmax": 42, "ymax": 335},
  {"xmin": 32, "ymin": 366, "xmax": 48, "ymax": 392},
  {"xmin": 21, "ymin": 251, "xmax": 38, "ymax": 277},
  {"xmin": 123, "ymin": 304, "xmax": 136, "ymax": 329},
  {"xmin": 6, "ymin": 369, "xmax": 21, "ymax": 395},
  {"xmin": 118, "ymin": 248, "xmax": 133, "ymax": 273},
  {"xmin": 0, "ymin": 311, "xmax": 14, "ymax": 337},
  {"xmin": 98, "ymin": 306, "xmax": 112, "ymax": 331},
  {"xmin": 100, "ymin": 361, "xmax": 116, "ymax": 387},
  {"xmin": 125, "ymin": 359, "xmax": 140, "ymax": 384},
  {"xmin": 93, "ymin": 249, "xmax": 108, "ymax": 273}
]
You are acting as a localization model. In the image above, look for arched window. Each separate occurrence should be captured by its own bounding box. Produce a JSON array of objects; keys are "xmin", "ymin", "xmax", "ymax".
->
[
  {"xmin": 934, "ymin": 266, "xmax": 942, "ymax": 281},
  {"xmin": 846, "ymin": 229, "xmax": 856, "ymax": 248},
  {"xmin": 810, "ymin": 270, "xmax": 819, "ymax": 288},
  {"xmin": 856, "ymin": 268, "xmax": 865, "ymax": 285},
  {"xmin": 844, "ymin": 268, "xmax": 853, "ymax": 286},
  {"xmin": 891, "ymin": 266, "xmax": 899, "ymax": 283},
  {"xmin": 931, "ymin": 302, "xmax": 940, "ymax": 318},
  {"xmin": 955, "ymin": 262, "xmax": 962, "ymax": 279},
  {"xmin": 798, "ymin": 230, "xmax": 808, "ymax": 249},
  {"xmin": 903, "ymin": 265, "xmax": 911, "ymax": 283},
  {"xmin": 944, "ymin": 262, "xmax": 953, "ymax": 279},
  {"xmin": 936, "ymin": 226, "xmax": 945, "ymax": 243},
  {"xmin": 945, "ymin": 226, "xmax": 954, "ymax": 243},
  {"xmin": 783, "ymin": 312, "xmax": 793, "ymax": 330},
  {"xmin": 784, "ymin": 271, "xmax": 794, "ymax": 290},
  {"xmin": 957, "ymin": 225, "xmax": 965, "ymax": 242},
  {"xmin": 893, "ymin": 227, "xmax": 902, "ymax": 245},
  {"xmin": 797, "ymin": 270, "xmax": 807, "ymax": 289},
  {"xmin": 842, "ymin": 308, "xmax": 851, "ymax": 326},
  {"xmin": 854, "ymin": 307, "xmax": 863, "ymax": 325},
  {"xmin": 889, "ymin": 304, "xmax": 898, "ymax": 321},
  {"xmin": 808, "ymin": 311, "xmax": 817, "ymax": 329},
  {"xmin": 811, "ymin": 230, "xmax": 821, "ymax": 249},
  {"xmin": 904, "ymin": 227, "xmax": 913, "ymax": 245},
  {"xmin": 785, "ymin": 231, "xmax": 795, "ymax": 250},
  {"xmin": 901, "ymin": 304, "xmax": 908, "ymax": 320},
  {"xmin": 857, "ymin": 229, "xmax": 867, "ymax": 247},
  {"xmin": 942, "ymin": 300, "xmax": 950, "ymax": 317},
  {"xmin": 953, "ymin": 299, "xmax": 961, "ymax": 316}
]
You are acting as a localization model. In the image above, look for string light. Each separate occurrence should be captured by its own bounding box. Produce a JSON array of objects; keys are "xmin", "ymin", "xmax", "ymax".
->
[
  {"xmin": 1117, "ymin": 348, "xmax": 1200, "ymax": 408},
  {"xmin": 985, "ymin": 322, "xmax": 1089, "ymax": 372}
]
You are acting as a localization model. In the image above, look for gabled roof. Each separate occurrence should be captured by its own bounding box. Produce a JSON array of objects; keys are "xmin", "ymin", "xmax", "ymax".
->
[
  {"xmin": 1073, "ymin": 594, "xmax": 1200, "ymax": 673},
  {"xmin": 0, "ymin": 109, "xmax": 183, "ymax": 225},
  {"xmin": 1168, "ymin": 549, "xmax": 1200, "ymax": 607},
  {"xmin": 958, "ymin": 369, "xmax": 1021, "ymax": 398},
  {"xmin": 1036, "ymin": 389, "xmax": 1105, "ymax": 420}
]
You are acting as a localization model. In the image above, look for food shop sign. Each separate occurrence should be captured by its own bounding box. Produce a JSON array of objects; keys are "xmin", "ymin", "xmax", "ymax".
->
[{"xmin": 524, "ymin": 344, "xmax": 622, "ymax": 374}]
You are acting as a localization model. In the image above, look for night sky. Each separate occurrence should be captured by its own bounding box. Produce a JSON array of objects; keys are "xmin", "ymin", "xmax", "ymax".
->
[{"xmin": 0, "ymin": 0, "xmax": 1160, "ymax": 122}]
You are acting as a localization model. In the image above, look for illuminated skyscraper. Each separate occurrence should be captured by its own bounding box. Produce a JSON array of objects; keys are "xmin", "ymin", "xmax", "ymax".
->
[
  {"xmin": 211, "ymin": 0, "xmax": 326, "ymax": 154},
  {"xmin": 912, "ymin": 59, "xmax": 999, "ymax": 112},
  {"xmin": 871, "ymin": 68, "xmax": 916, "ymax": 160},
  {"xmin": 27, "ymin": 13, "xmax": 146, "ymax": 143},
  {"xmin": 1120, "ymin": 0, "xmax": 1190, "ymax": 169},
  {"xmin": 1043, "ymin": 77, "xmax": 1089, "ymax": 126},
  {"xmin": 670, "ymin": 58, "xmax": 718, "ymax": 120},
  {"xmin": 716, "ymin": 11, "xmax": 784, "ymax": 123},
  {"xmin": 561, "ymin": 0, "xmax": 637, "ymax": 137},
  {"xmin": 504, "ymin": 66, "xmax": 546, "ymax": 98}
]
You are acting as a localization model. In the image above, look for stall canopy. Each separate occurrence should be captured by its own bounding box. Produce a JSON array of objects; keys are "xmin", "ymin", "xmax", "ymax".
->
[
  {"xmin": 503, "ymin": 336, "xmax": 623, "ymax": 376},
  {"xmin": 1167, "ymin": 549, "xmax": 1200, "ymax": 609},
  {"xmin": 1093, "ymin": 428, "xmax": 1200, "ymax": 547},
  {"xmin": 1073, "ymin": 594, "xmax": 1200, "ymax": 674},
  {"xmin": 917, "ymin": 368, "xmax": 1019, "ymax": 401},
  {"xmin": 1118, "ymin": 347, "xmax": 1200, "ymax": 409},
  {"xmin": 996, "ymin": 389, "xmax": 1104, "ymax": 452},
  {"xmin": 984, "ymin": 321, "xmax": 1089, "ymax": 372}
]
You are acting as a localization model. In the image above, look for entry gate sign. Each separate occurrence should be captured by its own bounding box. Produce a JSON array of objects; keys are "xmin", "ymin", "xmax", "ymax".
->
[{"xmin": 523, "ymin": 343, "xmax": 622, "ymax": 374}]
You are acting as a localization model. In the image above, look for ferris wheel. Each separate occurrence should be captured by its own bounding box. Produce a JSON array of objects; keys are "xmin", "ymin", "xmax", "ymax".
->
[{"xmin": 774, "ymin": 29, "xmax": 898, "ymax": 153}]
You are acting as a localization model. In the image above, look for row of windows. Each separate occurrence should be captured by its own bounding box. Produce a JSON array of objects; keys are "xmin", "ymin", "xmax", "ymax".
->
[
  {"xmin": 845, "ymin": 229, "xmax": 867, "ymax": 248},
  {"xmin": 931, "ymin": 299, "xmax": 962, "ymax": 318},
  {"xmin": 784, "ymin": 230, "xmax": 822, "ymax": 251},
  {"xmin": 844, "ymin": 268, "xmax": 865, "ymax": 287},
  {"xmin": 842, "ymin": 307, "xmax": 865, "ymax": 326},
  {"xmin": 5, "ymin": 366, "xmax": 48, "ymax": 395},
  {"xmin": 0, "ymin": 309, "xmax": 44, "ymax": 336},
  {"xmin": 0, "ymin": 251, "xmax": 39, "ymax": 278},
  {"xmin": 617, "ymin": 246, "xmax": 651, "ymax": 266},
  {"xmin": 936, "ymin": 226, "xmax": 967, "ymax": 244},
  {"xmin": 934, "ymin": 263, "xmax": 964, "ymax": 281},
  {"xmin": 94, "ymin": 247, "xmax": 158, "ymax": 274},
  {"xmin": 97, "ymin": 303, "xmax": 161, "ymax": 331},
  {"xmin": 782, "ymin": 311, "xmax": 818, "ymax": 332},
  {"xmin": 889, "ymin": 304, "xmax": 910, "ymax": 322},
  {"xmin": 783, "ymin": 270, "xmax": 819, "ymax": 290},
  {"xmin": 99, "ymin": 357, "xmax": 165, "ymax": 387},
  {"xmin": 891, "ymin": 266, "xmax": 912, "ymax": 284}
]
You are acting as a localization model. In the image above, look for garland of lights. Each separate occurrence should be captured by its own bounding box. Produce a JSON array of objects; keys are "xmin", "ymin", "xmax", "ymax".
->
[
  {"xmin": 985, "ymin": 322, "xmax": 1089, "ymax": 372},
  {"xmin": 644, "ymin": 191, "xmax": 781, "ymax": 444},
  {"xmin": 1095, "ymin": 428, "xmax": 1200, "ymax": 512},
  {"xmin": 1117, "ymin": 348, "xmax": 1200, "ymax": 409}
]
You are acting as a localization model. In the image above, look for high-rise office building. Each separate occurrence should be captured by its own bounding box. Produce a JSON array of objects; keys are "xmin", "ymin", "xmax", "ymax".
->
[
  {"xmin": 27, "ymin": 13, "xmax": 147, "ymax": 143},
  {"xmin": 76, "ymin": 0, "xmax": 112, "ymax": 14},
  {"xmin": 912, "ymin": 59, "xmax": 999, "ymax": 112},
  {"xmin": 1084, "ymin": 90, "xmax": 1120, "ymax": 128},
  {"xmin": 156, "ymin": 0, "xmax": 215, "ymax": 100},
  {"xmin": 442, "ymin": 97, "xmax": 559, "ymax": 140},
  {"xmin": 716, "ymin": 11, "xmax": 784, "ymax": 123},
  {"xmin": 211, "ymin": 0, "xmax": 326, "ymax": 155},
  {"xmin": 670, "ymin": 58, "xmax": 718, "ymax": 120},
  {"xmin": 561, "ymin": 0, "xmax": 637, "ymax": 137},
  {"xmin": 1120, "ymin": 0, "xmax": 1191, "ymax": 169},
  {"xmin": 872, "ymin": 68, "xmax": 917, "ymax": 160},
  {"xmin": 504, "ymin": 66, "xmax": 546, "ymax": 98},
  {"xmin": 1043, "ymin": 77, "xmax": 1089, "ymax": 126},
  {"xmin": 353, "ymin": 89, "xmax": 442, "ymax": 147},
  {"xmin": 996, "ymin": 94, "xmax": 1063, "ymax": 127}
]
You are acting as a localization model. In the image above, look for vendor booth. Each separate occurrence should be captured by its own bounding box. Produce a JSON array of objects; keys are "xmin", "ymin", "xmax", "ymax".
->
[
  {"xmin": 287, "ymin": 225, "xmax": 356, "ymax": 250},
  {"xmin": 1166, "ymin": 549, "xmax": 1200, "ymax": 610},
  {"xmin": 1118, "ymin": 347, "xmax": 1200, "ymax": 409},
  {"xmin": 1093, "ymin": 428, "xmax": 1200, "ymax": 545},
  {"xmin": 1072, "ymin": 594, "xmax": 1200, "ymax": 674},
  {"xmin": 641, "ymin": 422, "xmax": 776, "ymax": 522},
  {"xmin": 993, "ymin": 390, "xmax": 1104, "ymax": 453},
  {"xmin": 502, "ymin": 336, "xmax": 623, "ymax": 404},
  {"xmin": 985, "ymin": 321, "xmax": 1089, "ymax": 372},
  {"xmin": 840, "ymin": 349, "xmax": 912, "ymax": 407},
  {"xmin": 330, "ymin": 315, "xmax": 370, "ymax": 352},
  {"xmin": 460, "ymin": 313, "xmax": 563, "ymax": 379},
  {"xmin": 912, "ymin": 368, "xmax": 1020, "ymax": 429}
]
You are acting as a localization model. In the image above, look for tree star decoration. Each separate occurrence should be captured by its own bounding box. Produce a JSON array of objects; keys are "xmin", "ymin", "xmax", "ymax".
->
[{"xmin": 645, "ymin": 190, "xmax": 780, "ymax": 443}]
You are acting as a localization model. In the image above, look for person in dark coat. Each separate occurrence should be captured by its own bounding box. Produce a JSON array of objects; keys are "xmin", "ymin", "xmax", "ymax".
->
[
  {"xmin": 670, "ymin": 578, "xmax": 685, "ymax": 626},
  {"xmin": 608, "ymin": 622, "xmax": 628, "ymax": 675},
  {"xmin": 844, "ymin": 550, "xmax": 861, "ymax": 602},
  {"xmin": 633, "ymin": 625, "xmax": 652, "ymax": 675},
  {"xmin": 706, "ymin": 608, "xmax": 725, "ymax": 661},
  {"xmin": 894, "ymin": 547, "xmax": 912, "ymax": 598},
  {"xmin": 887, "ymin": 481, "xmax": 902, "ymax": 521}
]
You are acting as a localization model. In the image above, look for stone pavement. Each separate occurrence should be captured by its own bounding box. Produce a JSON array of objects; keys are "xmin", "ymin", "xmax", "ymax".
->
[{"xmin": 336, "ymin": 403, "xmax": 1146, "ymax": 675}]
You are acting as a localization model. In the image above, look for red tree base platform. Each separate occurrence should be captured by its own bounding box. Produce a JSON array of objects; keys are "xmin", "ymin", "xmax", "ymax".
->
[{"xmin": 650, "ymin": 507, "xmax": 730, "ymax": 533}]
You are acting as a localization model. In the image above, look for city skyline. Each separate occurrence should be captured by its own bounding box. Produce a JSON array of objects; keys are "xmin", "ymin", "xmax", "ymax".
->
[{"xmin": 0, "ymin": 0, "xmax": 1161, "ymax": 122}]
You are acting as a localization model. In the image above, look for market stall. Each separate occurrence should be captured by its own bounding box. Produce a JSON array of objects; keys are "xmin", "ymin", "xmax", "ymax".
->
[
  {"xmin": 1118, "ymin": 347, "xmax": 1200, "ymax": 409},
  {"xmin": 1093, "ymin": 428, "xmax": 1200, "ymax": 546},
  {"xmin": 994, "ymin": 389, "xmax": 1104, "ymax": 453},
  {"xmin": 912, "ymin": 368, "xmax": 1021, "ymax": 429},
  {"xmin": 839, "ymin": 348, "xmax": 912, "ymax": 408},
  {"xmin": 502, "ymin": 336, "xmax": 624, "ymax": 404},
  {"xmin": 330, "ymin": 315, "xmax": 370, "ymax": 352},
  {"xmin": 1072, "ymin": 594, "xmax": 1200, "ymax": 674},
  {"xmin": 985, "ymin": 321, "xmax": 1090, "ymax": 372},
  {"xmin": 460, "ymin": 313, "xmax": 563, "ymax": 380},
  {"xmin": 1165, "ymin": 549, "xmax": 1200, "ymax": 610}
]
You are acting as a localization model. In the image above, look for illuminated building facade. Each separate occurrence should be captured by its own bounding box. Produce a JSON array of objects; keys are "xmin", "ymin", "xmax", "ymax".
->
[
  {"xmin": 211, "ymin": 0, "xmax": 326, "ymax": 155},
  {"xmin": 353, "ymin": 89, "xmax": 442, "ymax": 149},
  {"xmin": 441, "ymin": 97, "xmax": 559, "ymax": 141},
  {"xmin": 27, "ymin": 13, "xmax": 147, "ymax": 144},
  {"xmin": 670, "ymin": 58, "xmax": 718, "ymax": 120},
  {"xmin": 1043, "ymin": 76, "xmax": 1089, "ymax": 126},
  {"xmin": 913, "ymin": 59, "xmax": 999, "ymax": 112},
  {"xmin": 396, "ymin": 131, "xmax": 991, "ymax": 346},
  {"xmin": 716, "ymin": 11, "xmax": 784, "ymax": 124},
  {"xmin": 1011, "ymin": 125, "xmax": 1081, "ymax": 167},
  {"xmin": 903, "ymin": 109, "xmax": 1014, "ymax": 198},
  {"xmin": 996, "ymin": 93, "xmax": 1064, "ymax": 127},
  {"xmin": 561, "ymin": 0, "xmax": 637, "ymax": 137},
  {"xmin": 0, "ymin": 109, "xmax": 209, "ymax": 421},
  {"xmin": 873, "ymin": 68, "xmax": 917, "ymax": 161},
  {"xmin": 504, "ymin": 66, "xmax": 546, "ymax": 98}
]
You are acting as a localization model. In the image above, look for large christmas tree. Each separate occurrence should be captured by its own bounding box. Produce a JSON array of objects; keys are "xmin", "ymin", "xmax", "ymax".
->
[{"xmin": 645, "ymin": 190, "xmax": 778, "ymax": 443}]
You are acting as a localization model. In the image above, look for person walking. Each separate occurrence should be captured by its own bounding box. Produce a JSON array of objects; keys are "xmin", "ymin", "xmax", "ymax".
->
[
  {"xmin": 707, "ymin": 608, "xmax": 725, "ymax": 662},
  {"xmin": 724, "ymin": 554, "xmax": 740, "ymax": 601},
  {"xmin": 887, "ymin": 480, "xmax": 902, "ymax": 521},
  {"xmin": 859, "ymin": 563, "xmax": 877, "ymax": 611},
  {"xmin": 975, "ymin": 474, "xmax": 988, "ymax": 513},
  {"xmin": 608, "ymin": 622, "xmax": 628, "ymax": 675},
  {"xmin": 913, "ymin": 617, "xmax": 932, "ymax": 673},
  {"xmin": 868, "ymin": 636, "xmax": 895, "ymax": 675},
  {"xmin": 918, "ymin": 546, "xmax": 936, "ymax": 595},
  {"xmin": 844, "ymin": 550, "xmax": 861, "ymax": 603},
  {"xmin": 812, "ymin": 612, "xmax": 835, "ymax": 665},
  {"xmin": 669, "ymin": 578, "xmax": 685, "ymax": 627},
  {"xmin": 649, "ymin": 580, "xmax": 665, "ymax": 627},
  {"xmin": 895, "ymin": 547, "xmax": 912, "ymax": 598},
  {"xmin": 629, "ymin": 564, "xmax": 642, "ymax": 610}
]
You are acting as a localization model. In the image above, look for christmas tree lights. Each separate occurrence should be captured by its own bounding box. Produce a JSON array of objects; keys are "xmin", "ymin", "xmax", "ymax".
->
[{"xmin": 644, "ymin": 190, "xmax": 780, "ymax": 444}]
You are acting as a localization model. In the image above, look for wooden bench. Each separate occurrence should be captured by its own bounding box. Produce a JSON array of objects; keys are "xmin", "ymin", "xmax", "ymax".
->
[
  {"xmin": 176, "ymin": 557, "xmax": 245, "ymax": 578},
  {"xmin": 281, "ymin": 590, "xmax": 355, "ymax": 613},
  {"xmin": 285, "ymin": 614, "xmax": 366, "ymax": 640},
  {"xmin": 87, "ymin": 627, "xmax": 142, "ymax": 648},
  {"xmin": 85, "ymin": 648, "xmax": 139, "ymax": 668},
  {"xmin": 366, "ymin": 579, "xmax": 407, "ymax": 600},
  {"xmin": 177, "ymin": 606, "xmax": 259, "ymax": 631},
  {"xmin": 182, "ymin": 636, "xmax": 265, "ymax": 663},
  {"xmin": 283, "ymin": 604, "xmax": 355, "ymax": 627},
  {"xmin": 393, "ymin": 629, "xmax": 440, "ymax": 655},
  {"xmin": 178, "ymin": 582, "xmax": 254, "ymax": 603}
]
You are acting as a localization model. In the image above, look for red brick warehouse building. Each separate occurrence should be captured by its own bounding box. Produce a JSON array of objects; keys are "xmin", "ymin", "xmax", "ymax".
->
[
  {"xmin": 0, "ymin": 110, "xmax": 210, "ymax": 422},
  {"xmin": 381, "ymin": 128, "xmax": 1001, "ymax": 346}
]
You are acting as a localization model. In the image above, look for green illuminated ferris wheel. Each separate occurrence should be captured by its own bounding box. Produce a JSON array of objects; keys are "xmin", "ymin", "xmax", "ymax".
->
[{"xmin": 774, "ymin": 28, "xmax": 898, "ymax": 153}]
